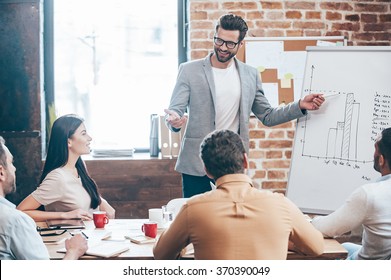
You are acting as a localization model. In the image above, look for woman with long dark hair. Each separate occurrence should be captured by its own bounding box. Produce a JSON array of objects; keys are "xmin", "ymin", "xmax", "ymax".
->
[{"xmin": 17, "ymin": 114, "xmax": 115, "ymax": 222}]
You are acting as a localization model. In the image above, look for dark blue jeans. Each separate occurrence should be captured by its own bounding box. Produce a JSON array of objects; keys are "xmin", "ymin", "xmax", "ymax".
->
[{"xmin": 182, "ymin": 173, "xmax": 214, "ymax": 198}]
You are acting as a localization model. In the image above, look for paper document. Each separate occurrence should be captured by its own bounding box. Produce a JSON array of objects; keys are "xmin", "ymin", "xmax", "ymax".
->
[{"xmin": 57, "ymin": 241, "xmax": 130, "ymax": 258}]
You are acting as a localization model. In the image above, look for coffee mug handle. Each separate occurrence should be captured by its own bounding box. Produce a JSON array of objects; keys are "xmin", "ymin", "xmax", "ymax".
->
[
  {"xmin": 104, "ymin": 216, "xmax": 109, "ymax": 224},
  {"xmin": 141, "ymin": 225, "xmax": 145, "ymax": 233}
]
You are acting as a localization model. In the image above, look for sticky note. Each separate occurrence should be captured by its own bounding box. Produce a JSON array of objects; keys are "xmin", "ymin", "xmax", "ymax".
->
[{"xmin": 280, "ymin": 78, "xmax": 291, "ymax": 89}]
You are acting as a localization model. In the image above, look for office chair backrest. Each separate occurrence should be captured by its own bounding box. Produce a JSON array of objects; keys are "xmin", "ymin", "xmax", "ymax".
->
[{"xmin": 166, "ymin": 198, "xmax": 189, "ymax": 219}]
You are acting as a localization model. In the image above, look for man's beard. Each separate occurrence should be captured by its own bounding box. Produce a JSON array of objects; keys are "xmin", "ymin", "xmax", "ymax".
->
[
  {"xmin": 374, "ymin": 155, "xmax": 380, "ymax": 172},
  {"xmin": 6, "ymin": 171, "xmax": 16, "ymax": 194},
  {"xmin": 214, "ymin": 46, "xmax": 236, "ymax": 63}
]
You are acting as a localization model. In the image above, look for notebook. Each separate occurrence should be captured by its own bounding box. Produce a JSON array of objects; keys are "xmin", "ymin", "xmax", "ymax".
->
[
  {"xmin": 125, "ymin": 235, "xmax": 156, "ymax": 244},
  {"xmin": 57, "ymin": 241, "xmax": 130, "ymax": 258},
  {"xmin": 42, "ymin": 235, "xmax": 68, "ymax": 244},
  {"xmin": 46, "ymin": 219, "xmax": 85, "ymax": 229}
]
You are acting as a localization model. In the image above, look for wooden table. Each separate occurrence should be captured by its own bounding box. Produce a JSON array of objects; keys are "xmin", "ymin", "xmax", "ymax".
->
[
  {"xmin": 40, "ymin": 219, "xmax": 347, "ymax": 260},
  {"xmin": 287, "ymin": 239, "xmax": 347, "ymax": 260}
]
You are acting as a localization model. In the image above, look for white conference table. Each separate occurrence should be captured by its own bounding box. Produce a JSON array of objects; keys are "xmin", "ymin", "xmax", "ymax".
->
[{"xmin": 39, "ymin": 219, "xmax": 347, "ymax": 260}]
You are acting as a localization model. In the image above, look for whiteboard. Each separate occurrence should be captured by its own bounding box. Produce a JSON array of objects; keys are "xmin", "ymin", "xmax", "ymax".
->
[
  {"xmin": 242, "ymin": 36, "xmax": 346, "ymax": 106},
  {"xmin": 286, "ymin": 46, "xmax": 391, "ymax": 214}
]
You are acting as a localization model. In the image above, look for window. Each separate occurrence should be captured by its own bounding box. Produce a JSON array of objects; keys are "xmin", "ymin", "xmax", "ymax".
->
[{"xmin": 46, "ymin": 0, "xmax": 186, "ymax": 151}]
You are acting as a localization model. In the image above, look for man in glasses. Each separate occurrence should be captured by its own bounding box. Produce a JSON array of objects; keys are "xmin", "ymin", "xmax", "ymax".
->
[
  {"xmin": 165, "ymin": 13, "xmax": 325, "ymax": 198},
  {"xmin": 0, "ymin": 136, "xmax": 87, "ymax": 260}
]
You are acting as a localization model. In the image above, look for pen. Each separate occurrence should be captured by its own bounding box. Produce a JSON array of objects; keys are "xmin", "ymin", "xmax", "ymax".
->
[
  {"xmin": 69, "ymin": 231, "xmax": 89, "ymax": 239},
  {"xmin": 81, "ymin": 231, "xmax": 89, "ymax": 239},
  {"xmin": 322, "ymin": 92, "xmax": 340, "ymax": 98}
]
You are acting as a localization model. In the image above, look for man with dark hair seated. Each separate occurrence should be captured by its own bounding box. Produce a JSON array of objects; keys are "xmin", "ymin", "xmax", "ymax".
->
[
  {"xmin": 312, "ymin": 127, "xmax": 391, "ymax": 260},
  {"xmin": 153, "ymin": 129, "xmax": 324, "ymax": 260}
]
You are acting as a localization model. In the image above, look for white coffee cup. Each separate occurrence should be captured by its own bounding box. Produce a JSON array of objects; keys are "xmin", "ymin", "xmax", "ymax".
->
[{"xmin": 149, "ymin": 208, "xmax": 163, "ymax": 228}]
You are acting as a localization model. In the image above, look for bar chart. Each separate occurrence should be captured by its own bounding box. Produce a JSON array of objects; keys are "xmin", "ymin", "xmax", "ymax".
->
[{"xmin": 301, "ymin": 92, "xmax": 366, "ymax": 162}]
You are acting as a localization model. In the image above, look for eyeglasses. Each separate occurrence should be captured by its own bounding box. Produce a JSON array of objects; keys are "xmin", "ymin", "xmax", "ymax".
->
[{"xmin": 213, "ymin": 37, "xmax": 240, "ymax": 49}]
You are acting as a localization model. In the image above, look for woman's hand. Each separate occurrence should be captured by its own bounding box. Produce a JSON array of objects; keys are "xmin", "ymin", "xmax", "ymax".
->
[
  {"xmin": 99, "ymin": 198, "xmax": 116, "ymax": 219},
  {"xmin": 61, "ymin": 209, "xmax": 93, "ymax": 220}
]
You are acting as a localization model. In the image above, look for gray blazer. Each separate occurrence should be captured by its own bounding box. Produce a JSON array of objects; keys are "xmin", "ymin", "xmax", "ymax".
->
[{"xmin": 167, "ymin": 54, "xmax": 305, "ymax": 176}]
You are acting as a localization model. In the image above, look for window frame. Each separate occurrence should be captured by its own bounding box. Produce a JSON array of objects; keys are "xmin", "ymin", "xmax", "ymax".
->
[{"xmin": 43, "ymin": 0, "xmax": 188, "ymax": 154}]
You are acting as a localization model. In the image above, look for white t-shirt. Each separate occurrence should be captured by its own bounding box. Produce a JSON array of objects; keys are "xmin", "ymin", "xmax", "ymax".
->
[{"xmin": 212, "ymin": 63, "xmax": 241, "ymax": 132}]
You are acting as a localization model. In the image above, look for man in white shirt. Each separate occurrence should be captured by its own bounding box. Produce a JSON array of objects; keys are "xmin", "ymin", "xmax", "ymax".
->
[
  {"xmin": 0, "ymin": 136, "xmax": 87, "ymax": 260},
  {"xmin": 312, "ymin": 127, "xmax": 391, "ymax": 260}
]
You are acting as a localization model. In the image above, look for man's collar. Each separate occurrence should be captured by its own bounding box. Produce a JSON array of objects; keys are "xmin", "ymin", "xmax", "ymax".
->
[
  {"xmin": 378, "ymin": 173, "xmax": 391, "ymax": 182},
  {"xmin": 215, "ymin": 173, "xmax": 254, "ymax": 188},
  {"xmin": 0, "ymin": 196, "xmax": 16, "ymax": 208}
]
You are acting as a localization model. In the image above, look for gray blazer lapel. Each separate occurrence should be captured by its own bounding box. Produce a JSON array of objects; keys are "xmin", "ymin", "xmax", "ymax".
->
[
  {"xmin": 202, "ymin": 54, "xmax": 216, "ymax": 107},
  {"xmin": 235, "ymin": 58, "xmax": 250, "ymax": 127}
]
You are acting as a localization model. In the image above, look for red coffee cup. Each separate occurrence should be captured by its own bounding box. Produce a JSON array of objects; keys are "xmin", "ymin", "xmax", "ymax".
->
[
  {"xmin": 142, "ymin": 222, "xmax": 157, "ymax": 238},
  {"xmin": 93, "ymin": 211, "xmax": 109, "ymax": 228}
]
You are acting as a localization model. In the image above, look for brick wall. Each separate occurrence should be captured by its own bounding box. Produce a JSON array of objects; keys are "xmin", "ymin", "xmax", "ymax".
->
[{"xmin": 188, "ymin": 0, "xmax": 391, "ymax": 192}]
